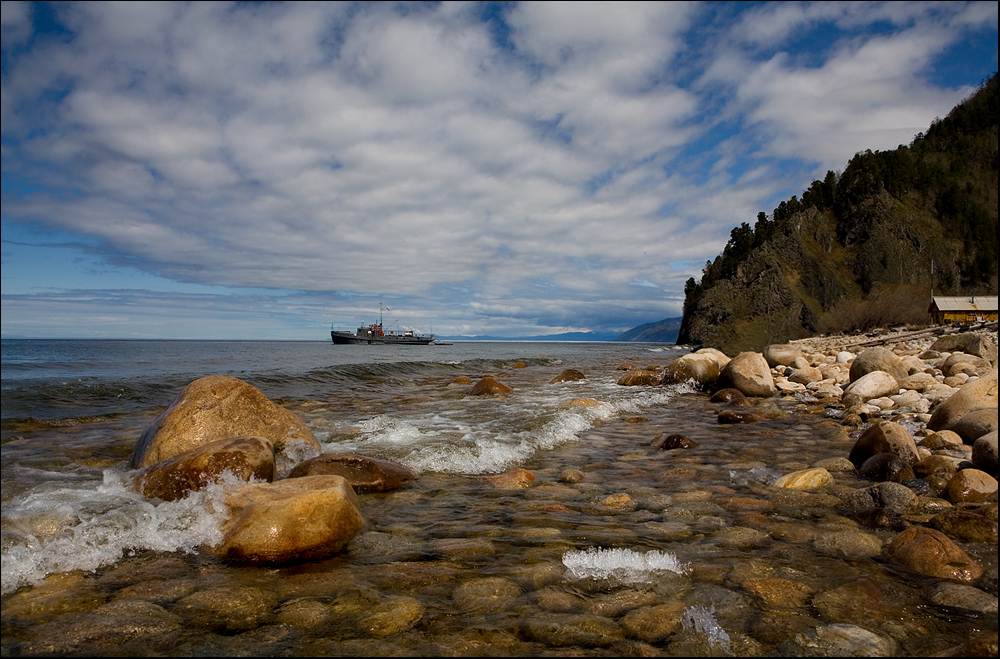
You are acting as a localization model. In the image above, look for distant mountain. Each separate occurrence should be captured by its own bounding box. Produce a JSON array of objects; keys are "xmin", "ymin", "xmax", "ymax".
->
[
  {"xmin": 439, "ymin": 330, "xmax": 621, "ymax": 342},
  {"xmin": 679, "ymin": 73, "xmax": 999, "ymax": 354},
  {"xmin": 440, "ymin": 319, "xmax": 681, "ymax": 343},
  {"xmin": 617, "ymin": 317, "xmax": 683, "ymax": 342}
]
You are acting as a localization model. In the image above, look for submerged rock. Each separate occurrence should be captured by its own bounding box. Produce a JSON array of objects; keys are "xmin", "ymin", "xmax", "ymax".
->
[
  {"xmin": 522, "ymin": 614, "xmax": 624, "ymax": 647},
  {"xmin": 469, "ymin": 376, "xmax": 513, "ymax": 395},
  {"xmin": 550, "ymin": 369, "xmax": 586, "ymax": 384},
  {"xmin": 175, "ymin": 585, "xmax": 278, "ymax": 632},
  {"xmin": 452, "ymin": 577, "xmax": 522, "ymax": 614},
  {"xmin": 718, "ymin": 409, "xmax": 763, "ymax": 424},
  {"xmin": 884, "ymin": 526, "xmax": 983, "ymax": 582},
  {"xmin": 652, "ymin": 433, "xmax": 697, "ymax": 450},
  {"xmin": 784, "ymin": 623, "xmax": 898, "ymax": 657},
  {"xmin": 212, "ymin": 475, "xmax": 364, "ymax": 563},
  {"xmin": 129, "ymin": 375, "xmax": 320, "ymax": 469},
  {"xmin": 135, "ymin": 437, "xmax": 274, "ymax": 501},
  {"xmin": 485, "ymin": 467, "xmax": 535, "ymax": 489},
  {"xmin": 617, "ymin": 369, "xmax": 661, "ymax": 386},
  {"xmin": 709, "ymin": 388, "xmax": 747, "ymax": 404},
  {"xmin": 358, "ymin": 596, "xmax": 424, "ymax": 637},
  {"xmin": 288, "ymin": 453, "xmax": 415, "ymax": 493}
]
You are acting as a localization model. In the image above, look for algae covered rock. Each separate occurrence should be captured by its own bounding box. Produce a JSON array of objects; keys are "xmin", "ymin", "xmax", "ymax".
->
[{"xmin": 130, "ymin": 375, "xmax": 320, "ymax": 469}]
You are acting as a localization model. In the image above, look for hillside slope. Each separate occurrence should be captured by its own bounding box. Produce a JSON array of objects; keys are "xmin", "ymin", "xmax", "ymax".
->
[
  {"xmin": 617, "ymin": 317, "xmax": 682, "ymax": 342},
  {"xmin": 678, "ymin": 74, "xmax": 999, "ymax": 354}
]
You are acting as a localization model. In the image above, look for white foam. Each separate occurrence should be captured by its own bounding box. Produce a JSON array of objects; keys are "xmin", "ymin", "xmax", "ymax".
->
[
  {"xmin": 0, "ymin": 470, "xmax": 231, "ymax": 595},
  {"xmin": 562, "ymin": 547, "xmax": 688, "ymax": 582},
  {"xmin": 356, "ymin": 415, "xmax": 424, "ymax": 445},
  {"xmin": 682, "ymin": 605, "xmax": 731, "ymax": 652}
]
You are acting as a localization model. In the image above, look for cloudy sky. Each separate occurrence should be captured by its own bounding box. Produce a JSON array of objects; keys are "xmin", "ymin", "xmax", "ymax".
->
[{"xmin": 2, "ymin": 1, "xmax": 997, "ymax": 339}]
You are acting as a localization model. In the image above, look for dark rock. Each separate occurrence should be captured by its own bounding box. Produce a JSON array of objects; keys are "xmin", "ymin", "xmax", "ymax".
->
[
  {"xmin": 709, "ymin": 388, "xmax": 747, "ymax": 404},
  {"xmin": 857, "ymin": 453, "xmax": 914, "ymax": 483},
  {"xmin": 652, "ymin": 433, "xmax": 698, "ymax": 450},
  {"xmin": 550, "ymin": 369, "xmax": 586, "ymax": 384},
  {"xmin": 848, "ymin": 421, "xmax": 919, "ymax": 469},
  {"xmin": 930, "ymin": 503, "xmax": 998, "ymax": 543},
  {"xmin": 718, "ymin": 409, "xmax": 763, "ymax": 424},
  {"xmin": 288, "ymin": 453, "xmax": 415, "ymax": 493},
  {"xmin": 973, "ymin": 431, "xmax": 998, "ymax": 474}
]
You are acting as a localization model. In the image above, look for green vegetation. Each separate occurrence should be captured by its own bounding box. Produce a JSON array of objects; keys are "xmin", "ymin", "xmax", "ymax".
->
[{"xmin": 678, "ymin": 74, "xmax": 999, "ymax": 353}]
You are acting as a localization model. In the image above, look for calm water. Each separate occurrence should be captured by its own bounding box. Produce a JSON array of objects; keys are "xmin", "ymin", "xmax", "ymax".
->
[{"xmin": 1, "ymin": 339, "xmax": 995, "ymax": 655}]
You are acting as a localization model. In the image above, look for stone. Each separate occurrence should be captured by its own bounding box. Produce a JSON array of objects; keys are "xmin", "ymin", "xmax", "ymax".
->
[
  {"xmin": 661, "ymin": 353, "xmax": 721, "ymax": 387},
  {"xmin": 848, "ymin": 421, "xmax": 920, "ymax": 469},
  {"xmin": 652, "ymin": 433, "xmax": 697, "ymax": 450},
  {"xmin": 485, "ymin": 467, "xmax": 535, "ymax": 489},
  {"xmin": 773, "ymin": 468, "xmax": 833, "ymax": 491},
  {"xmin": 837, "ymin": 351, "xmax": 856, "ymax": 364},
  {"xmin": 914, "ymin": 454, "xmax": 961, "ymax": 478},
  {"xmin": 927, "ymin": 370, "xmax": 997, "ymax": 431},
  {"xmin": 972, "ymin": 431, "xmax": 998, "ymax": 473},
  {"xmin": 469, "ymin": 376, "xmax": 512, "ymax": 395},
  {"xmin": 114, "ymin": 578, "xmax": 198, "ymax": 605},
  {"xmin": 930, "ymin": 583, "xmax": 998, "ymax": 615},
  {"xmin": 274, "ymin": 599, "xmax": 333, "ymax": 628},
  {"xmin": 717, "ymin": 409, "xmax": 763, "ymax": 424},
  {"xmin": 212, "ymin": 475, "xmax": 364, "ymax": 563},
  {"xmin": 559, "ymin": 467, "xmax": 585, "ymax": 483},
  {"xmin": 175, "ymin": 586, "xmax": 278, "ymax": 632},
  {"xmin": 849, "ymin": 347, "xmax": 909, "ymax": 384},
  {"xmin": 550, "ymin": 369, "xmax": 586, "ymax": 384},
  {"xmin": 931, "ymin": 332, "xmax": 998, "ymax": 363},
  {"xmin": 944, "ymin": 469, "xmax": 997, "ymax": 503},
  {"xmin": 135, "ymin": 437, "xmax": 274, "ymax": 501},
  {"xmin": 930, "ymin": 503, "xmax": 998, "ymax": 543},
  {"xmin": 814, "ymin": 457, "xmax": 856, "ymax": 473},
  {"xmin": 288, "ymin": 453, "xmax": 415, "ymax": 493},
  {"xmin": 452, "ymin": 577, "xmax": 522, "ymax": 614},
  {"xmin": 764, "ymin": 344, "xmax": 802, "ymax": 368},
  {"xmin": 838, "ymin": 481, "xmax": 916, "ymax": 519},
  {"xmin": 789, "ymin": 366, "xmax": 823, "ymax": 385},
  {"xmin": 950, "ymin": 408, "xmax": 998, "ymax": 442},
  {"xmin": 451, "ymin": 375, "xmax": 472, "ymax": 385},
  {"xmin": 617, "ymin": 369, "xmax": 661, "ymax": 386},
  {"xmin": 358, "ymin": 596, "xmax": 424, "ymax": 637},
  {"xmin": 741, "ymin": 577, "xmax": 814, "ymax": 610},
  {"xmin": 924, "ymin": 429, "xmax": 964, "ymax": 449},
  {"xmin": 709, "ymin": 388, "xmax": 747, "ymax": 404},
  {"xmin": 522, "ymin": 614, "xmax": 624, "ymax": 647},
  {"xmin": 715, "ymin": 526, "xmax": 769, "ymax": 549},
  {"xmin": 901, "ymin": 372, "xmax": 939, "ymax": 392},
  {"xmin": 884, "ymin": 526, "xmax": 983, "ymax": 582},
  {"xmin": 813, "ymin": 529, "xmax": 882, "ymax": 559},
  {"xmin": 695, "ymin": 347, "xmax": 731, "ymax": 367},
  {"xmin": 787, "ymin": 623, "xmax": 897, "ymax": 657},
  {"xmin": 842, "ymin": 371, "xmax": 899, "ymax": 404},
  {"xmin": 130, "ymin": 375, "xmax": 320, "ymax": 469},
  {"xmin": 1, "ymin": 573, "xmax": 105, "ymax": 622},
  {"xmin": 719, "ymin": 352, "xmax": 776, "ymax": 397},
  {"xmin": 857, "ymin": 453, "xmax": 914, "ymax": 483},
  {"xmin": 621, "ymin": 602, "xmax": 685, "ymax": 642}
]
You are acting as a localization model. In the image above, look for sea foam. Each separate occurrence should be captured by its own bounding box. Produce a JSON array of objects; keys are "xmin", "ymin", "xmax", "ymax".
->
[
  {"xmin": 1, "ymin": 470, "xmax": 231, "ymax": 594},
  {"xmin": 562, "ymin": 547, "xmax": 688, "ymax": 582}
]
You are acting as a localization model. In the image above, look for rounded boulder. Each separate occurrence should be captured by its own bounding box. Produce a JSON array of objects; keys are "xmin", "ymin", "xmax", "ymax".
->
[
  {"xmin": 288, "ymin": 453, "xmax": 415, "ymax": 493},
  {"xmin": 884, "ymin": 526, "xmax": 983, "ymax": 582},
  {"xmin": 719, "ymin": 352, "xmax": 776, "ymax": 397},
  {"xmin": 849, "ymin": 348, "xmax": 909, "ymax": 384},
  {"xmin": 848, "ymin": 421, "xmax": 919, "ymax": 469},
  {"xmin": 661, "ymin": 353, "xmax": 721, "ymax": 387},
  {"xmin": 927, "ymin": 371, "xmax": 997, "ymax": 432},
  {"xmin": 136, "ymin": 436, "xmax": 275, "ymax": 501},
  {"xmin": 130, "ymin": 375, "xmax": 320, "ymax": 469}
]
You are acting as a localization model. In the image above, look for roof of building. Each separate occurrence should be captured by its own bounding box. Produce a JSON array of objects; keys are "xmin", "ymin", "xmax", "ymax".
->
[{"xmin": 930, "ymin": 296, "xmax": 998, "ymax": 312}]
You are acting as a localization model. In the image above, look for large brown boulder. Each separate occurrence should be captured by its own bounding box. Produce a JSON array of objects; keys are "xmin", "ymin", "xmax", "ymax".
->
[
  {"xmin": 764, "ymin": 344, "xmax": 802, "ymax": 368},
  {"xmin": 212, "ymin": 475, "xmax": 364, "ymax": 563},
  {"xmin": 849, "ymin": 348, "xmax": 909, "ymax": 384},
  {"xmin": 661, "ymin": 353, "xmax": 721, "ymax": 387},
  {"xmin": 288, "ymin": 453, "xmax": 415, "ymax": 493},
  {"xmin": 130, "ymin": 375, "xmax": 320, "ymax": 469},
  {"xmin": 972, "ymin": 431, "xmax": 998, "ymax": 474},
  {"xmin": 945, "ymin": 469, "xmax": 998, "ymax": 503},
  {"xmin": 719, "ymin": 352, "xmax": 776, "ymax": 397},
  {"xmin": 884, "ymin": 526, "xmax": 983, "ymax": 582},
  {"xmin": 950, "ymin": 408, "xmax": 998, "ymax": 443},
  {"xmin": 469, "ymin": 376, "xmax": 513, "ymax": 395},
  {"xmin": 927, "ymin": 371, "xmax": 998, "ymax": 432},
  {"xmin": 136, "ymin": 437, "xmax": 274, "ymax": 501},
  {"xmin": 931, "ymin": 333, "xmax": 998, "ymax": 364},
  {"xmin": 848, "ymin": 421, "xmax": 920, "ymax": 469},
  {"xmin": 617, "ymin": 369, "xmax": 661, "ymax": 386}
]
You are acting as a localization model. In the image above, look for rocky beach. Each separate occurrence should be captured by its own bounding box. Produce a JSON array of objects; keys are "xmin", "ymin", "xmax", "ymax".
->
[{"xmin": 0, "ymin": 329, "xmax": 996, "ymax": 656}]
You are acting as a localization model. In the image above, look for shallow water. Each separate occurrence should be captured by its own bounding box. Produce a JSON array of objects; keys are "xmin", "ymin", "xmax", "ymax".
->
[{"xmin": 1, "ymin": 340, "xmax": 996, "ymax": 655}]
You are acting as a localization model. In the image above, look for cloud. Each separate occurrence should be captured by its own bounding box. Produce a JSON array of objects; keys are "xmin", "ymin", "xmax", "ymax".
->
[{"xmin": 1, "ymin": 2, "xmax": 996, "ymax": 337}]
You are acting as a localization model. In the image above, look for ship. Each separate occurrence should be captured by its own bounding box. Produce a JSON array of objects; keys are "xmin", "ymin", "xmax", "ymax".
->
[{"xmin": 330, "ymin": 304, "xmax": 436, "ymax": 345}]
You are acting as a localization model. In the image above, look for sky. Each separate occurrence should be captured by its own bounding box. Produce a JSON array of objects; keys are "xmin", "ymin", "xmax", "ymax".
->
[{"xmin": 1, "ymin": 1, "xmax": 997, "ymax": 340}]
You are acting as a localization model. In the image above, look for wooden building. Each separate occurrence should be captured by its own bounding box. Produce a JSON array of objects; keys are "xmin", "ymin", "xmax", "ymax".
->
[{"xmin": 928, "ymin": 296, "xmax": 998, "ymax": 324}]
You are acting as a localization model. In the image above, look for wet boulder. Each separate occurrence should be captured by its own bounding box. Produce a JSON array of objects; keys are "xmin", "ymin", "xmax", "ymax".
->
[
  {"xmin": 288, "ymin": 453, "xmax": 415, "ymax": 493},
  {"xmin": 469, "ymin": 376, "xmax": 513, "ymax": 395},
  {"xmin": 617, "ymin": 369, "xmax": 661, "ymax": 386},
  {"xmin": 652, "ymin": 433, "xmax": 697, "ymax": 450},
  {"xmin": 849, "ymin": 347, "xmax": 909, "ymax": 384},
  {"xmin": 884, "ymin": 526, "xmax": 983, "ymax": 582},
  {"xmin": 857, "ymin": 453, "xmax": 914, "ymax": 483},
  {"xmin": 944, "ymin": 469, "xmax": 998, "ymax": 504},
  {"xmin": 708, "ymin": 388, "xmax": 747, "ymax": 405},
  {"xmin": 130, "ymin": 375, "xmax": 320, "ymax": 469},
  {"xmin": 848, "ymin": 421, "xmax": 920, "ymax": 469},
  {"xmin": 485, "ymin": 468, "xmax": 535, "ymax": 489},
  {"xmin": 661, "ymin": 353, "xmax": 721, "ymax": 387},
  {"xmin": 719, "ymin": 352, "xmax": 776, "ymax": 397},
  {"xmin": 550, "ymin": 369, "xmax": 586, "ymax": 384},
  {"xmin": 927, "ymin": 371, "xmax": 997, "ymax": 432},
  {"xmin": 773, "ymin": 468, "xmax": 833, "ymax": 491},
  {"xmin": 212, "ymin": 475, "xmax": 364, "ymax": 563},
  {"xmin": 136, "ymin": 436, "xmax": 274, "ymax": 501}
]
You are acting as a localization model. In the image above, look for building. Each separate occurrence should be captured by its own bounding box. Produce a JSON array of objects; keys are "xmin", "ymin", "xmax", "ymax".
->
[{"xmin": 928, "ymin": 296, "xmax": 998, "ymax": 324}]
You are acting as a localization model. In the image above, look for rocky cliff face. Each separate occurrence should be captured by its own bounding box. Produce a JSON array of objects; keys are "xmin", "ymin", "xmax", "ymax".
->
[{"xmin": 679, "ymin": 74, "xmax": 999, "ymax": 354}]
